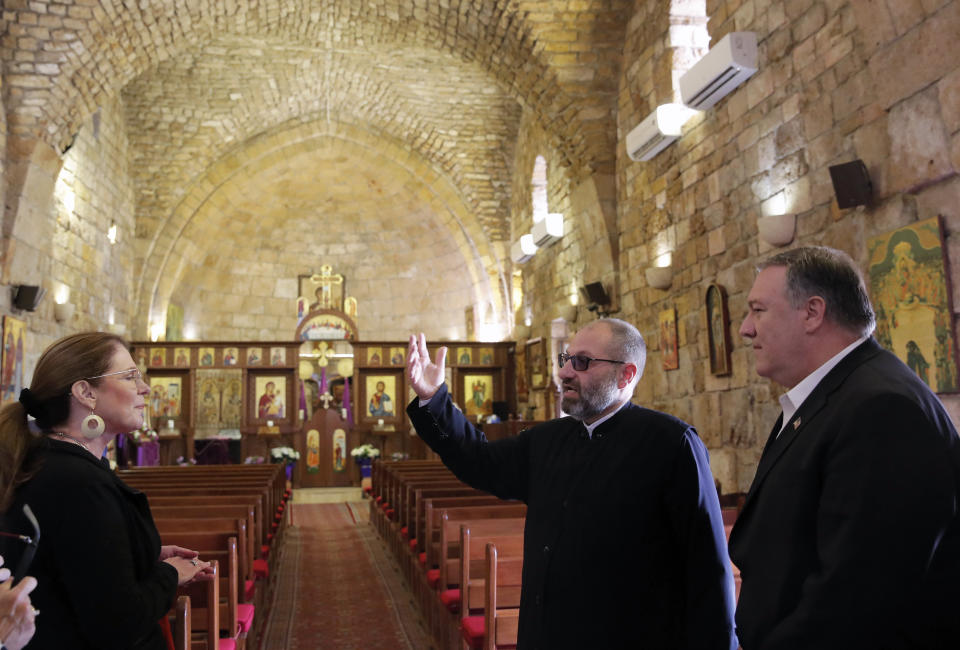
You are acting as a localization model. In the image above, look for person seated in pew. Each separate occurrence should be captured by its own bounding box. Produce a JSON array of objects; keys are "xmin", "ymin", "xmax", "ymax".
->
[
  {"xmin": 407, "ymin": 320, "xmax": 737, "ymax": 650},
  {"xmin": 0, "ymin": 332, "xmax": 213, "ymax": 650},
  {"xmin": 0, "ymin": 554, "xmax": 37, "ymax": 650}
]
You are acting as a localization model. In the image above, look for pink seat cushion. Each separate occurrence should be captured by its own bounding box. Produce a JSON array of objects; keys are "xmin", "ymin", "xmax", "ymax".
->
[
  {"xmin": 261, "ymin": 543, "xmax": 270, "ymax": 557},
  {"xmin": 237, "ymin": 603, "xmax": 255, "ymax": 635},
  {"xmin": 461, "ymin": 615, "xmax": 484, "ymax": 649},
  {"xmin": 244, "ymin": 579, "xmax": 256, "ymax": 602},
  {"xmin": 401, "ymin": 526, "xmax": 408, "ymax": 539},
  {"xmin": 426, "ymin": 568, "xmax": 440, "ymax": 588},
  {"xmin": 409, "ymin": 538, "xmax": 417, "ymax": 550},
  {"xmin": 253, "ymin": 558, "xmax": 269, "ymax": 579},
  {"xmin": 218, "ymin": 640, "xmax": 236, "ymax": 650},
  {"xmin": 440, "ymin": 588, "xmax": 461, "ymax": 612},
  {"xmin": 418, "ymin": 552, "xmax": 427, "ymax": 566}
]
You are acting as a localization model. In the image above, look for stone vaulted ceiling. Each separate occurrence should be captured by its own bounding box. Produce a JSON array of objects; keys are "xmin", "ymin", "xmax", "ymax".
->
[{"xmin": 1, "ymin": 0, "xmax": 629, "ymax": 338}]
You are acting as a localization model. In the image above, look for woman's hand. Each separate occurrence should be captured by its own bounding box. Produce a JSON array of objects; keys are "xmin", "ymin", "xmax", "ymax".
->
[
  {"xmin": 0, "ymin": 555, "xmax": 37, "ymax": 650},
  {"xmin": 163, "ymin": 554, "xmax": 214, "ymax": 586},
  {"xmin": 159, "ymin": 545, "xmax": 198, "ymax": 562}
]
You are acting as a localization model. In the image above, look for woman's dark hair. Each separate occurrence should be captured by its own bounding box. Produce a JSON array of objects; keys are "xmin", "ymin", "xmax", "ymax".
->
[{"xmin": 0, "ymin": 331, "xmax": 126, "ymax": 512}]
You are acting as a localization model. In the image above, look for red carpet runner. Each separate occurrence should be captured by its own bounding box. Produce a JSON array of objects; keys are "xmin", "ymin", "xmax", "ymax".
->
[{"xmin": 257, "ymin": 502, "xmax": 430, "ymax": 649}]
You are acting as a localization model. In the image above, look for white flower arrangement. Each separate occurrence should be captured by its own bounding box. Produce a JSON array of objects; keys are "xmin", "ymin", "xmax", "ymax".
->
[
  {"xmin": 270, "ymin": 446, "xmax": 301, "ymax": 464},
  {"xmin": 130, "ymin": 423, "xmax": 159, "ymax": 443},
  {"xmin": 350, "ymin": 443, "xmax": 381, "ymax": 460}
]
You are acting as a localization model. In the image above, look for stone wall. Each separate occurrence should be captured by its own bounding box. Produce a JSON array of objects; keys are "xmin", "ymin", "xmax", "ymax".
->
[{"xmin": 612, "ymin": 0, "xmax": 960, "ymax": 491}]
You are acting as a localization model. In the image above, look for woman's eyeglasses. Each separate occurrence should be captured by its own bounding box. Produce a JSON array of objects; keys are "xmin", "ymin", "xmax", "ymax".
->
[
  {"xmin": 557, "ymin": 352, "xmax": 625, "ymax": 372},
  {"xmin": 0, "ymin": 504, "xmax": 40, "ymax": 583},
  {"xmin": 86, "ymin": 368, "xmax": 143, "ymax": 382}
]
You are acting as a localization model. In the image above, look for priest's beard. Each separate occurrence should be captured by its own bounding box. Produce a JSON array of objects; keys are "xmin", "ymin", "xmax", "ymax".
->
[{"xmin": 561, "ymin": 368, "xmax": 620, "ymax": 422}]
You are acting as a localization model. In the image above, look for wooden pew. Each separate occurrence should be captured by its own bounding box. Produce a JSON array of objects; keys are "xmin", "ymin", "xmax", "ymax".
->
[
  {"xmin": 171, "ymin": 595, "xmax": 191, "ymax": 650},
  {"xmin": 160, "ymin": 530, "xmax": 246, "ymax": 649},
  {"xmin": 179, "ymin": 559, "xmax": 220, "ymax": 650}
]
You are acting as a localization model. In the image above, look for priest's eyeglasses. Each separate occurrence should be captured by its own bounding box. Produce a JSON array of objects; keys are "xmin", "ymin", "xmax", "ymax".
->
[
  {"xmin": 0, "ymin": 504, "xmax": 40, "ymax": 583},
  {"xmin": 558, "ymin": 352, "xmax": 625, "ymax": 372}
]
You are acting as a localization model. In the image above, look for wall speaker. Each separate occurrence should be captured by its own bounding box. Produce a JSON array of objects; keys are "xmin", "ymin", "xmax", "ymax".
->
[
  {"xmin": 12, "ymin": 285, "xmax": 46, "ymax": 312},
  {"xmin": 828, "ymin": 160, "xmax": 872, "ymax": 209},
  {"xmin": 580, "ymin": 282, "xmax": 610, "ymax": 307}
]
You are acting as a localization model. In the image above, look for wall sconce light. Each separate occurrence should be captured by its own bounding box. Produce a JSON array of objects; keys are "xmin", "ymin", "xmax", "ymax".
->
[
  {"xmin": 54, "ymin": 301, "xmax": 75, "ymax": 323},
  {"xmin": 532, "ymin": 213, "xmax": 564, "ymax": 247},
  {"xmin": 107, "ymin": 221, "xmax": 118, "ymax": 245},
  {"xmin": 557, "ymin": 304, "xmax": 578, "ymax": 322},
  {"xmin": 645, "ymin": 265, "xmax": 673, "ymax": 291},
  {"xmin": 510, "ymin": 233, "xmax": 538, "ymax": 264},
  {"xmin": 149, "ymin": 322, "xmax": 164, "ymax": 342},
  {"xmin": 757, "ymin": 213, "xmax": 796, "ymax": 247}
]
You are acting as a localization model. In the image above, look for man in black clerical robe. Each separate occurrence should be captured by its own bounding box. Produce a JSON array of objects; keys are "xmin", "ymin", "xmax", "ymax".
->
[{"xmin": 406, "ymin": 319, "xmax": 737, "ymax": 650}]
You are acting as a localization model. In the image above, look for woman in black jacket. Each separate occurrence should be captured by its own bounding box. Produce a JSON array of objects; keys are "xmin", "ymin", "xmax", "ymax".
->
[{"xmin": 0, "ymin": 332, "xmax": 211, "ymax": 649}]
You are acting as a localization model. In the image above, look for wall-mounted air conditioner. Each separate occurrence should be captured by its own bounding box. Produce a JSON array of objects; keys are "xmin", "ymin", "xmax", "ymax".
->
[
  {"xmin": 680, "ymin": 31, "xmax": 758, "ymax": 111},
  {"xmin": 510, "ymin": 233, "xmax": 537, "ymax": 264},
  {"xmin": 532, "ymin": 213, "xmax": 564, "ymax": 247},
  {"xmin": 625, "ymin": 104, "xmax": 696, "ymax": 162}
]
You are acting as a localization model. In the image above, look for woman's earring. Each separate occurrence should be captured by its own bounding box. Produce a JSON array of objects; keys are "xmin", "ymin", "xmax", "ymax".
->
[{"xmin": 81, "ymin": 410, "xmax": 105, "ymax": 439}]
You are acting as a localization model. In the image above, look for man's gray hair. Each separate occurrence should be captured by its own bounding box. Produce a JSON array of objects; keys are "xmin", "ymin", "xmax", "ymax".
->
[
  {"xmin": 596, "ymin": 318, "xmax": 646, "ymax": 379},
  {"xmin": 759, "ymin": 246, "xmax": 876, "ymax": 337}
]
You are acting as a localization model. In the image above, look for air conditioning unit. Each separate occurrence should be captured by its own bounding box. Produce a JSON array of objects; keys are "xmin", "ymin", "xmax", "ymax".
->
[
  {"xmin": 625, "ymin": 104, "xmax": 694, "ymax": 162},
  {"xmin": 532, "ymin": 213, "xmax": 564, "ymax": 247},
  {"xmin": 510, "ymin": 233, "xmax": 538, "ymax": 264},
  {"xmin": 680, "ymin": 31, "xmax": 758, "ymax": 111}
]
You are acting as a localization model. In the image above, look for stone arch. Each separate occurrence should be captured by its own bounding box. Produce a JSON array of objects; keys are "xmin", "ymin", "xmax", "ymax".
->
[{"xmin": 136, "ymin": 118, "xmax": 502, "ymax": 340}]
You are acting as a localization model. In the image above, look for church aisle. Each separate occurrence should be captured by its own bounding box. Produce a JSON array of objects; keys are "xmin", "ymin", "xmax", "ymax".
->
[{"xmin": 257, "ymin": 500, "xmax": 432, "ymax": 650}]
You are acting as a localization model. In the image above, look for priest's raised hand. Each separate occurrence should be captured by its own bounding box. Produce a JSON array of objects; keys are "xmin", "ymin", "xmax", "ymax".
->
[{"xmin": 406, "ymin": 333, "xmax": 447, "ymax": 401}]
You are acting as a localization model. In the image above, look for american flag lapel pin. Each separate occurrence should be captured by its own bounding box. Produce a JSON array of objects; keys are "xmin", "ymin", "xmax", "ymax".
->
[{"xmin": 793, "ymin": 417, "xmax": 801, "ymax": 430}]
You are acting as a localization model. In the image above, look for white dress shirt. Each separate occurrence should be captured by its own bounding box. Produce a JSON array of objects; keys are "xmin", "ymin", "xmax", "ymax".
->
[{"xmin": 777, "ymin": 335, "xmax": 869, "ymax": 436}]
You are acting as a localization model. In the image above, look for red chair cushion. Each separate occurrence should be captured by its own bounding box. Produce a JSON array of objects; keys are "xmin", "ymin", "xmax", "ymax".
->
[
  {"xmin": 418, "ymin": 552, "xmax": 427, "ymax": 567},
  {"xmin": 401, "ymin": 526, "xmax": 408, "ymax": 539},
  {"xmin": 381, "ymin": 502, "xmax": 391, "ymax": 511},
  {"xmin": 426, "ymin": 568, "xmax": 440, "ymax": 589},
  {"xmin": 237, "ymin": 603, "xmax": 255, "ymax": 635},
  {"xmin": 385, "ymin": 508, "xmax": 395, "ymax": 519},
  {"xmin": 363, "ymin": 486, "xmax": 372, "ymax": 494},
  {"xmin": 375, "ymin": 495, "xmax": 383, "ymax": 503},
  {"xmin": 218, "ymin": 640, "xmax": 236, "ymax": 650},
  {"xmin": 440, "ymin": 588, "xmax": 461, "ymax": 612},
  {"xmin": 409, "ymin": 538, "xmax": 417, "ymax": 550},
  {"xmin": 253, "ymin": 558, "xmax": 269, "ymax": 579},
  {"xmin": 244, "ymin": 579, "xmax": 256, "ymax": 602},
  {"xmin": 461, "ymin": 615, "xmax": 484, "ymax": 649}
]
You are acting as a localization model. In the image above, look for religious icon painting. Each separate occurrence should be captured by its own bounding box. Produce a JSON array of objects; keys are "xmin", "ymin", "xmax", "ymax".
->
[
  {"xmin": 366, "ymin": 347, "xmax": 382, "ymax": 366},
  {"xmin": 173, "ymin": 347, "xmax": 190, "ymax": 367},
  {"xmin": 659, "ymin": 308, "xmax": 679, "ymax": 371},
  {"xmin": 389, "ymin": 347, "xmax": 405, "ymax": 366},
  {"xmin": 222, "ymin": 347, "xmax": 239, "ymax": 366},
  {"xmin": 149, "ymin": 376, "xmax": 182, "ymax": 419},
  {"xmin": 247, "ymin": 347, "xmax": 262, "ymax": 366},
  {"xmin": 867, "ymin": 215, "xmax": 958, "ymax": 392},
  {"xmin": 305, "ymin": 428, "xmax": 320, "ymax": 474},
  {"xmin": 706, "ymin": 284, "xmax": 731, "ymax": 376},
  {"xmin": 332, "ymin": 429, "xmax": 346, "ymax": 473},
  {"xmin": 478, "ymin": 347, "xmax": 494, "ymax": 365},
  {"xmin": 270, "ymin": 347, "xmax": 286, "ymax": 366},
  {"xmin": 0, "ymin": 316, "xmax": 26, "ymax": 405},
  {"xmin": 465, "ymin": 306, "xmax": 476, "ymax": 342},
  {"xmin": 526, "ymin": 337, "xmax": 547, "ymax": 389},
  {"xmin": 198, "ymin": 347, "xmax": 215, "ymax": 366},
  {"xmin": 515, "ymin": 343, "xmax": 529, "ymax": 403},
  {"xmin": 255, "ymin": 375, "xmax": 287, "ymax": 420},
  {"xmin": 463, "ymin": 374, "xmax": 495, "ymax": 419},
  {"xmin": 150, "ymin": 347, "xmax": 166, "ymax": 367},
  {"xmin": 364, "ymin": 374, "xmax": 397, "ymax": 422},
  {"xmin": 456, "ymin": 347, "xmax": 473, "ymax": 365}
]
